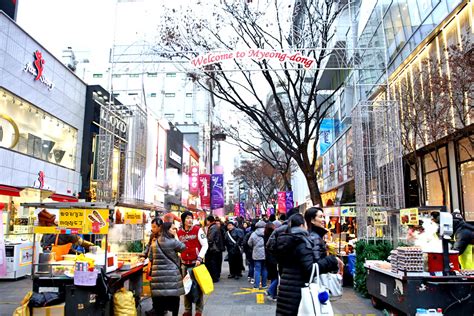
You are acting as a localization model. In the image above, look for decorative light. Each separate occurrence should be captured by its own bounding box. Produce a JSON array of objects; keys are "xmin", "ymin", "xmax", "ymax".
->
[
  {"xmin": 28, "ymin": 107, "xmax": 32, "ymax": 112},
  {"xmin": 2, "ymin": 92, "xmax": 6, "ymax": 98},
  {"xmin": 12, "ymin": 98, "xmax": 15, "ymax": 104},
  {"xmin": 19, "ymin": 101, "xmax": 23, "ymax": 107},
  {"xmin": 35, "ymin": 110, "xmax": 40, "ymax": 117}
]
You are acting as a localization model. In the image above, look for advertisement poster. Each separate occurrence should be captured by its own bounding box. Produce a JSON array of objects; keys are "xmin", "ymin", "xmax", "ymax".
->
[
  {"xmin": 400, "ymin": 208, "xmax": 419, "ymax": 225},
  {"xmin": 285, "ymin": 191, "xmax": 294, "ymax": 210},
  {"xmin": 189, "ymin": 165, "xmax": 200, "ymax": 195},
  {"xmin": 19, "ymin": 246, "xmax": 33, "ymax": 267},
  {"xmin": 34, "ymin": 209, "xmax": 109, "ymax": 234},
  {"xmin": 211, "ymin": 174, "xmax": 224, "ymax": 210},
  {"xmin": 198, "ymin": 174, "xmax": 211, "ymax": 209},
  {"xmin": 319, "ymin": 118, "xmax": 334, "ymax": 155},
  {"xmin": 341, "ymin": 206, "xmax": 356, "ymax": 217},
  {"xmin": 277, "ymin": 192, "xmax": 286, "ymax": 213},
  {"xmin": 374, "ymin": 211, "xmax": 388, "ymax": 226},
  {"xmin": 0, "ymin": 210, "xmax": 6, "ymax": 276}
]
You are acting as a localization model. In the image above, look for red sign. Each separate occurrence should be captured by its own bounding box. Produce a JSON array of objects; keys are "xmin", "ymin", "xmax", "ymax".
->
[
  {"xmin": 234, "ymin": 203, "xmax": 239, "ymax": 216},
  {"xmin": 24, "ymin": 50, "xmax": 55, "ymax": 90},
  {"xmin": 189, "ymin": 166, "xmax": 199, "ymax": 195},
  {"xmin": 278, "ymin": 192, "xmax": 286, "ymax": 213},
  {"xmin": 198, "ymin": 174, "xmax": 211, "ymax": 209}
]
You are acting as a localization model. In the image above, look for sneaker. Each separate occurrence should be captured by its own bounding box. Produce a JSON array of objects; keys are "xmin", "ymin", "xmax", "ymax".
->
[
  {"xmin": 261, "ymin": 285, "xmax": 268, "ymax": 289},
  {"xmin": 268, "ymin": 296, "xmax": 277, "ymax": 302},
  {"xmin": 250, "ymin": 279, "xmax": 255, "ymax": 284},
  {"xmin": 247, "ymin": 277, "xmax": 251, "ymax": 282}
]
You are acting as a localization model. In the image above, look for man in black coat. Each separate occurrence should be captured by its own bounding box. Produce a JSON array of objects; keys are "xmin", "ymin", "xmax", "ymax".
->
[
  {"xmin": 452, "ymin": 211, "xmax": 474, "ymax": 269},
  {"xmin": 205, "ymin": 215, "xmax": 225, "ymax": 282},
  {"xmin": 224, "ymin": 221, "xmax": 244, "ymax": 279},
  {"xmin": 266, "ymin": 207, "xmax": 300, "ymax": 261}
]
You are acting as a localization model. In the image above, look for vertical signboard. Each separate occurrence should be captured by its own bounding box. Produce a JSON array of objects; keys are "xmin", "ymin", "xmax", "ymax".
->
[
  {"xmin": 319, "ymin": 118, "xmax": 334, "ymax": 155},
  {"xmin": 211, "ymin": 174, "xmax": 224, "ymax": 210},
  {"xmin": 285, "ymin": 191, "xmax": 294, "ymax": 210},
  {"xmin": 277, "ymin": 192, "xmax": 286, "ymax": 213},
  {"xmin": 0, "ymin": 210, "xmax": 6, "ymax": 276},
  {"xmin": 188, "ymin": 148, "xmax": 200, "ymax": 209},
  {"xmin": 234, "ymin": 202, "xmax": 240, "ymax": 216},
  {"xmin": 199, "ymin": 174, "xmax": 211, "ymax": 209}
]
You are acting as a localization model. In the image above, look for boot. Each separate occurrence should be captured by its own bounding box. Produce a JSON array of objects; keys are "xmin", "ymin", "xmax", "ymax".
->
[{"xmin": 182, "ymin": 312, "xmax": 192, "ymax": 316}]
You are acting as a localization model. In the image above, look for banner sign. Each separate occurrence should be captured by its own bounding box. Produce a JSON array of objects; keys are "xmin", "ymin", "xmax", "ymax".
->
[
  {"xmin": 277, "ymin": 192, "xmax": 286, "ymax": 213},
  {"xmin": 124, "ymin": 209, "xmax": 143, "ymax": 224},
  {"xmin": 190, "ymin": 49, "xmax": 315, "ymax": 70},
  {"xmin": 239, "ymin": 202, "xmax": 245, "ymax": 219},
  {"xmin": 341, "ymin": 206, "xmax": 356, "ymax": 217},
  {"xmin": 198, "ymin": 174, "xmax": 211, "ymax": 209},
  {"xmin": 319, "ymin": 118, "xmax": 334, "ymax": 155},
  {"xmin": 211, "ymin": 174, "xmax": 224, "ymax": 210},
  {"xmin": 400, "ymin": 208, "xmax": 419, "ymax": 226},
  {"xmin": 285, "ymin": 192, "xmax": 294, "ymax": 211},
  {"xmin": 34, "ymin": 209, "xmax": 109, "ymax": 234},
  {"xmin": 189, "ymin": 166, "xmax": 200, "ymax": 195},
  {"xmin": 234, "ymin": 203, "xmax": 240, "ymax": 217}
]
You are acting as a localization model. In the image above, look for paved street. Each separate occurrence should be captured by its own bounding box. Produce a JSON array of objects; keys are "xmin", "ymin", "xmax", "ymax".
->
[{"xmin": 0, "ymin": 260, "xmax": 382, "ymax": 316}]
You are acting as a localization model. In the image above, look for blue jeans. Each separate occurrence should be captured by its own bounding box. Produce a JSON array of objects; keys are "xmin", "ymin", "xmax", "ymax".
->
[
  {"xmin": 253, "ymin": 260, "xmax": 267, "ymax": 288},
  {"xmin": 247, "ymin": 257, "xmax": 254, "ymax": 278},
  {"xmin": 268, "ymin": 278, "xmax": 278, "ymax": 298}
]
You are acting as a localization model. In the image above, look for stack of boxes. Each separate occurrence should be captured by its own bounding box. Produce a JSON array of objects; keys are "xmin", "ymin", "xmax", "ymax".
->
[
  {"xmin": 389, "ymin": 250, "xmax": 398, "ymax": 273},
  {"xmin": 395, "ymin": 247, "xmax": 424, "ymax": 272}
]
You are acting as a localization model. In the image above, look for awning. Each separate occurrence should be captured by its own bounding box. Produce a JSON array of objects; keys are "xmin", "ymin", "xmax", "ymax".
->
[
  {"xmin": 0, "ymin": 185, "xmax": 23, "ymax": 197},
  {"xmin": 49, "ymin": 193, "xmax": 79, "ymax": 202}
]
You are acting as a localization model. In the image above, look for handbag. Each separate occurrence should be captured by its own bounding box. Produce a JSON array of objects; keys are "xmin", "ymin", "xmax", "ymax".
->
[
  {"xmin": 298, "ymin": 263, "xmax": 334, "ymax": 316},
  {"xmin": 192, "ymin": 264, "xmax": 214, "ymax": 295},
  {"xmin": 51, "ymin": 235, "xmax": 72, "ymax": 261},
  {"xmin": 319, "ymin": 273, "xmax": 343, "ymax": 300}
]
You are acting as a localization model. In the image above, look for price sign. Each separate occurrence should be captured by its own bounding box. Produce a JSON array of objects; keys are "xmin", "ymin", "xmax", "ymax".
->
[{"xmin": 59, "ymin": 209, "xmax": 84, "ymax": 229}]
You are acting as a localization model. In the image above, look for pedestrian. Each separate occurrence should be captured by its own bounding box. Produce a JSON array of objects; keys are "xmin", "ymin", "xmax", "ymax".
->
[
  {"xmin": 149, "ymin": 221, "xmax": 186, "ymax": 316},
  {"xmin": 248, "ymin": 220, "xmax": 267, "ymax": 289},
  {"xmin": 205, "ymin": 215, "xmax": 225, "ymax": 283},
  {"xmin": 242, "ymin": 220, "xmax": 256, "ymax": 284},
  {"xmin": 265, "ymin": 207, "xmax": 300, "ymax": 260},
  {"xmin": 275, "ymin": 214, "xmax": 339, "ymax": 315},
  {"xmin": 263, "ymin": 222, "xmax": 278, "ymax": 301},
  {"xmin": 177, "ymin": 211, "xmax": 209, "ymax": 316},
  {"xmin": 224, "ymin": 221, "xmax": 244, "ymax": 279},
  {"xmin": 452, "ymin": 210, "xmax": 474, "ymax": 269},
  {"xmin": 304, "ymin": 206, "xmax": 344, "ymax": 273}
]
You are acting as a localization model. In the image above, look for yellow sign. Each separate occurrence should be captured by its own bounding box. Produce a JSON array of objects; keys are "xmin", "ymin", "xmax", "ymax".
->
[
  {"xmin": 400, "ymin": 208, "xmax": 419, "ymax": 226},
  {"xmin": 374, "ymin": 211, "xmax": 388, "ymax": 226},
  {"xmin": 124, "ymin": 209, "xmax": 142, "ymax": 224},
  {"xmin": 34, "ymin": 209, "xmax": 109, "ymax": 234},
  {"xmin": 341, "ymin": 207, "xmax": 356, "ymax": 217}
]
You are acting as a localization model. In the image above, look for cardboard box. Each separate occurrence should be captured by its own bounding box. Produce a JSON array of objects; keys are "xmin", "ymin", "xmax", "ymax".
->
[{"xmin": 32, "ymin": 303, "xmax": 65, "ymax": 316}]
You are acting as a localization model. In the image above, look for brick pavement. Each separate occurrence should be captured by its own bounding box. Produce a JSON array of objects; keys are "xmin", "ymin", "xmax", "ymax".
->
[{"xmin": 0, "ymin": 260, "xmax": 383, "ymax": 316}]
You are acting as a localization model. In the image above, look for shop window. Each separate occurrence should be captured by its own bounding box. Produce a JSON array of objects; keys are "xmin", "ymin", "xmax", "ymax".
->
[
  {"xmin": 165, "ymin": 93, "xmax": 175, "ymax": 98},
  {"xmin": 93, "ymin": 74, "xmax": 103, "ymax": 78},
  {"xmin": 423, "ymin": 147, "xmax": 447, "ymax": 172},
  {"xmin": 423, "ymin": 147, "xmax": 450, "ymax": 208},
  {"xmin": 166, "ymin": 73, "xmax": 177, "ymax": 77},
  {"xmin": 147, "ymin": 72, "xmax": 158, "ymax": 77},
  {"xmin": 0, "ymin": 89, "xmax": 77, "ymax": 169},
  {"xmin": 186, "ymin": 93, "xmax": 193, "ymax": 97}
]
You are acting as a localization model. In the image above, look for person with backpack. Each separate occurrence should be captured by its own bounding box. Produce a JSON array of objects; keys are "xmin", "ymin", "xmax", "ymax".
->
[{"xmin": 242, "ymin": 220, "xmax": 257, "ymax": 283}]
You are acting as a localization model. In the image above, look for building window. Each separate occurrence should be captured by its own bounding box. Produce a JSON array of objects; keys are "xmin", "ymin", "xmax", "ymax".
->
[
  {"xmin": 164, "ymin": 113, "xmax": 175, "ymax": 119},
  {"xmin": 0, "ymin": 88, "xmax": 77, "ymax": 169},
  {"xmin": 185, "ymin": 113, "xmax": 192, "ymax": 118},
  {"xmin": 186, "ymin": 93, "xmax": 193, "ymax": 97},
  {"xmin": 112, "ymin": 74, "xmax": 121, "ymax": 78},
  {"xmin": 423, "ymin": 147, "xmax": 450, "ymax": 209},
  {"xmin": 147, "ymin": 72, "xmax": 158, "ymax": 77},
  {"xmin": 457, "ymin": 137, "xmax": 474, "ymax": 221},
  {"xmin": 112, "ymin": 93, "xmax": 120, "ymax": 98},
  {"xmin": 150, "ymin": 93, "xmax": 157, "ymax": 97},
  {"xmin": 93, "ymin": 74, "xmax": 103, "ymax": 78},
  {"xmin": 166, "ymin": 73, "xmax": 177, "ymax": 77},
  {"xmin": 165, "ymin": 93, "xmax": 175, "ymax": 98},
  {"xmin": 129, "ymin": 74, "xmax": 140, "ymax": 78}
]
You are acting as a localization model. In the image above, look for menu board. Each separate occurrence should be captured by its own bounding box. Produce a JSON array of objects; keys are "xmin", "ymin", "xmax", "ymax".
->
[
  {"xmin": 34, "ymin": 209, "xmax": 109, "ymax": 234},
  {"xmin": 400, "ymin": 208, "xmax": 419, "ymax": 226}
]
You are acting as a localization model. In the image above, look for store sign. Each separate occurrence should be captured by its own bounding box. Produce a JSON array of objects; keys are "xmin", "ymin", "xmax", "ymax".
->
[
  {"xmin": 23, "ymin": 50, "xmax": 55, "ymax": 90},
  {"xmin": 189, "ymin": 166, "xmax": 199, "ymax": 195},
  {"xmin": 99, "ymin": 107, "xmax": 127, "ymax": 136},
  {"xmin": 374, "ymin": 211, "xmax": 388, "ymax": 226},
  {"xmin": 400, "ymin": 208, "xmax": 419, "ymax": 226},
  {"xmin": 169, "ymin": 150, "xmax": 181, "ymax": 164},
  {"xmin": 124, "ymin": 209, "xmax": 142, "ymax": 224}
]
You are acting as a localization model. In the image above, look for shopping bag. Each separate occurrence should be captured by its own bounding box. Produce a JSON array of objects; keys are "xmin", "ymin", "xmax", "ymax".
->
[
  {"xmin": 113, "ymin": 288, "xmax": 137, "ymax": 316},
  {"xmin": 183, "ymin": 271, "xmax": 193, "ymax": 295},
  {"xmin": 298, "ymin": 263, "xmax": 334, "ymax": 316},
  {"xmin": 318, "ymin": 273, "xmax": 343, "ymax": 300},
  {"xmin": 12, "ymin": 291, "xmax": 32, "ymax": 316},
  {"xmin": 51, "ymin": 235, "xmax": 72, "ymax": 261},
  {"xmin": 192, "ymin": 264, "xmax": 214, "ymax": 295}
]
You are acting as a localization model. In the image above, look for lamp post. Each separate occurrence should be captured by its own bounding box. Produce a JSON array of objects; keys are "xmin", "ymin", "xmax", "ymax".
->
[{"xmin": 209, "ymin": 131, "xmax": 226, "ymax": 215}]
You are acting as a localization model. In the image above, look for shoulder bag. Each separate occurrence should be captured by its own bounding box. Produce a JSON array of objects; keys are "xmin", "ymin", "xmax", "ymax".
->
[{"xmin": 298, "ymin": 263, "xmax": 334, "ymax": 316}]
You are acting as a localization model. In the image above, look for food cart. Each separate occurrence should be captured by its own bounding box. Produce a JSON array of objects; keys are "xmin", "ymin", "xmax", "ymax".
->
[
  {"xmin": 365, "ymin": 206, "xmax": 474, "ymax": 315},
  {"xmin": 23, "ymin": 202, "xmax": 148, "ymax": 315}
]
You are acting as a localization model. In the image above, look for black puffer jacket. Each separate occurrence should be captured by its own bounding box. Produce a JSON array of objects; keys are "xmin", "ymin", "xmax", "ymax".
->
[
  {"xmin": 309, "ymin": 226, "xmax": 339, "ymax": 273},
  {"xmin": 149, "ymin": 236, "xmax": 186, "ymax": 297},
  {"xmin": 453, "ymin": 220, "xmax": 474, "ymax": 255},
  {"xmin": 275, "ymin": 227, "xmax": 315, "ymax": 316}
]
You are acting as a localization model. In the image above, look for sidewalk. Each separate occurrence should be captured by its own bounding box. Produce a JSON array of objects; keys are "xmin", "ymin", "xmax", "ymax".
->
[{"xmin": 0, "ymin": 263, "xmax": 383, "ymax": 316}]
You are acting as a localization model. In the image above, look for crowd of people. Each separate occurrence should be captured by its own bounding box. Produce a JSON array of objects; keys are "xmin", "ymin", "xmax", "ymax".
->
[{"xmin": 142, "ymin": 207, "xmax": 344, "ymax": 316}]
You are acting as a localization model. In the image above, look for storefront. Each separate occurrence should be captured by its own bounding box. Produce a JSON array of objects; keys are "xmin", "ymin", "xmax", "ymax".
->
[
  {"xmin": 165, "ymin": 123, "xmax": 184, "ymax": 210},
  {"xmin": 0, "ymin": 12, "xmax": 85, "ymax": 238}
]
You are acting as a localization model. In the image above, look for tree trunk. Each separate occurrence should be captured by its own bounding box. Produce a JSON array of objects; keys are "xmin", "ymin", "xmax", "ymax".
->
[{"xmin": 303, "ymin": 168, "xmax": 322, "ymax": 207}]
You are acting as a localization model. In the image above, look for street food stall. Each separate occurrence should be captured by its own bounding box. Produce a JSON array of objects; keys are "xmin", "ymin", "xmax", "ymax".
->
[
  {"xmin": 22, "ymin": 202, "xmax": 148, "ymax": 315},
  {"xmin": 364, "ymin": 206, "xmax": 474, "ymax": 315}
]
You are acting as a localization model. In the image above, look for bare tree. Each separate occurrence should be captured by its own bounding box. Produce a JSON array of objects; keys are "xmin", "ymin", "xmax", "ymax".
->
[
  {"xmin": 156, "ymin": 0, "xmax": 344, "ymax": 206},
  {"xmin": 232, "ymin": 159, "xmax": 281, "ymax": 210}
]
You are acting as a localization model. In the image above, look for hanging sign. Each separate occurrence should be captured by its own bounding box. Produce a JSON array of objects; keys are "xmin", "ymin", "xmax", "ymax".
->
[
  {"xmin": 123, "ymin": 209, "xmax": 143, "ymax": 224},
  {"xmin": 34, "ymin": 209, "xmax": 109, "ymax": 234},
  {"xmin": 277, "ymin": 192, "xmax": 286, "ymax": 213},
  {"xmin": 373, "ymin": 211, "xmax": 388, "ymax": 226},
  {"xmin": 400, "ymin": 208, "xmax": 419, "ymax": 226}
]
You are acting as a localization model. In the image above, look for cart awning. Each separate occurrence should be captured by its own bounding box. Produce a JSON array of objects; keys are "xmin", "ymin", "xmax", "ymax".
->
[
  {"xmin": 49, "ymin": 193, "xmax": 79, "ymax": 202},
  {"xmin": 0, "ymin": 184, "xmax": 23, "ymax": 197}
]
